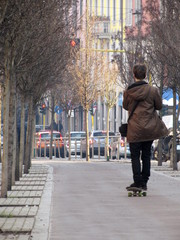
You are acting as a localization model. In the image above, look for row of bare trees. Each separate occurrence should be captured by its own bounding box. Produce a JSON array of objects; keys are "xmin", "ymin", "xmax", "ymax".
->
[
  {"xmin": 55, "ymin": 12, "xmax": 120, "ymax": 162},
  {"xmin": 0, "ymin": 0, "xmax": 75, "ymax": 197}
]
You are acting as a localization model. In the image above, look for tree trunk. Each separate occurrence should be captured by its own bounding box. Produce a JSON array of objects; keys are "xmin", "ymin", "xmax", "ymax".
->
[
  {"xmin": 157, "ymin": 66, "xmax": 164, "ymax": 166},
  {"xmin": 29, "ymin": 113, "xmax": 35, "ymax": 165},
  {"xmin": 68, "ymin": 112, "xmax": 71, "ymax": 160},
  {"xmin": 24, "ymin": 95, "xmax": 33, "ymax": 174},
  {"xmin": 15, "ymin": 130, "xmax": 20, "ymax": 181},
  {"xmin": 172, "ymin": 86, "xmax": 178, "ymax": 170},
  {"xmin": 176, "ymin": 93, "xmax": 180, "ymax": 128},
  {"xmin": 19, "ymin": 95, "xmax": 25, "ymax": 177},
  {"xmin": 8, "ymin": 70, "xmax": 16, "ymax": 189},
  {"xmin": 50, "ymin": 95, "xmax": 55, "ymax": 159},
  {"xmin": 11, "ymin": 91, "xmax": 17, "ymax": 186},
  {"xmin": 106, "ymin": 107, "xmax": 110, "ymax": 161},
  {"xmin": 85, "ymin": 109, "xmax": 90, "ymax": 162},
  {"xmin": 0, "ymin": 84, "xmax": 2, "ymax": 163},
  {"xmin": 1, "ymin": 44, "xmax": 10, "ymax": 197}
]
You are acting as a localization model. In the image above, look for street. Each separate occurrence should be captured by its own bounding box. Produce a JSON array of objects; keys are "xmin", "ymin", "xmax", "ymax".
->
[{"xmin": 35, "ymin": 159, "xmax": 180, "ymax": 240}]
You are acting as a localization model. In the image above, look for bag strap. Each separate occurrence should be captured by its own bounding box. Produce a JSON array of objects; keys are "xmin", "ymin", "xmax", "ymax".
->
[{"xmin": 128, "ymin": 85, "xmax": 151, "ymax": 122}]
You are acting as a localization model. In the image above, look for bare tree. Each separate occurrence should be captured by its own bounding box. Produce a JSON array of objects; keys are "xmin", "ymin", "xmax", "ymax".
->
[
  {"xmin": 70, "ymin": 12, "xmax": 106, "ymax": 161},
  {"xmin": 100, "ymin": 59, "xmax": 119, "ymax": 160}
]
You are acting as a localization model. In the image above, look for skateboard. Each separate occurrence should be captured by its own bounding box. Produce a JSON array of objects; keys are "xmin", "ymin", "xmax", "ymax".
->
[{"xmin": 127, "ymin": 187, "xmax": 147, "ymax": 197}]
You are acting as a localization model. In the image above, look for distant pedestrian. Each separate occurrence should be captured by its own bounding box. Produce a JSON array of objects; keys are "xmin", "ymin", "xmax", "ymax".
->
[{"xmin": 123, "ymin": 64, "xmax": 168, "ymax": 190}]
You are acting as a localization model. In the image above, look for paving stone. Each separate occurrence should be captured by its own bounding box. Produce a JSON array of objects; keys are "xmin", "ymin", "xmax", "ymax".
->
[
  {"xmin": 0, "ymin": 217, "xmax": 6, "ymax": 228},
  {"xmin": 27, "ymin": 206, "xmax": 38, "ymax": 216},
  {"xmin": 0, "ymin": 207, "xmax": 15, "ymax": 217},
  {"xmin": 19, "ymin": 207, "xmax": 30, "ymax": 216},
  {"xmin": 10, "ymin": 218, "xmax": 25, "ymax": 232},
  {"xmin": 1, "ymin": 218, "xmax": 16, "ymax": 232},
  {"xmin": 11, "ymin": 207, "xmax": 22, "ymax": 216},
  {"xmin": 21, "ymin": 218, "xmax": 34, "ymax": 232},
  {"xmin": 0, "ymin": 206, "xmax": 7, "ymax": 215}
]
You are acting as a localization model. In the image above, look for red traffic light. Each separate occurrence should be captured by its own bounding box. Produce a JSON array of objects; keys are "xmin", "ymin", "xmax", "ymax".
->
[
  {"xmin": 42, "ymin": 103, "xmax": 46, "ymax": 109},
  {"xmin": 70, "ymin": 40, "xmax": 76, "ymax": 47}
]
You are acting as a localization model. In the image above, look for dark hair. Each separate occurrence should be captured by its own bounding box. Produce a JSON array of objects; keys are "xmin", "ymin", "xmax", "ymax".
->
[{"xmin": 133, "ymin": 64, "xmax": 147, "ymax": 80}]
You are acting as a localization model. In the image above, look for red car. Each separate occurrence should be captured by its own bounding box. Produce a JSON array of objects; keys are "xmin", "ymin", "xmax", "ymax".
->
[{"xmin": 35, "ymin": 130, "xmax": 65, "ymax": 157}]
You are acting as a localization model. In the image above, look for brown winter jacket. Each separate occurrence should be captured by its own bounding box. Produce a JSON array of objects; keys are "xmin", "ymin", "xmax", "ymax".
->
[{"xmin": 123, "ymin": 81, "xmax": 168, "ymax": 143}]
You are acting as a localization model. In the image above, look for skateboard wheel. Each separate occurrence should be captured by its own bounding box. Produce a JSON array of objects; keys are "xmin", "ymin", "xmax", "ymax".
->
[
  {"xmin": 138, "ymin": 192, "xmax": 142, "ymax": 197},
  {"xmin": 128, "ymin": 192, "xmax": 132, "ymax": 197},
  {"xmin": 142, "ymin": 192, "xmax": 147, "ymax": 197}
]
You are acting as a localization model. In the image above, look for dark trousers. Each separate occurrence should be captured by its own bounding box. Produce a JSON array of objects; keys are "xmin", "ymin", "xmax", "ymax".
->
[{"xmin": 129, "ymin": 141, "xmax": 153, "ymax": 184}]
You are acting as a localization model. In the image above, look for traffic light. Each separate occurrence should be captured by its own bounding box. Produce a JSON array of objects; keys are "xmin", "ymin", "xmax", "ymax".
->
[
  {"xmin": 70, "ymin": 38, "xmax": 80, "ymax": 50},
  {"xmin": 40, "ymin": 103, "xmax": 46, "ymax": 115}
]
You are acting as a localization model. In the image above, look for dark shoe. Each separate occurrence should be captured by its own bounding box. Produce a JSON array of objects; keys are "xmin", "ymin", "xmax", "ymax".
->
[
  {"xmin": 141, "ymin": 182, "xmax": 147, "ymax": 191},
  {"xmin": 126, "ymin": 182, "xmax": 142, "ymax": 190}
]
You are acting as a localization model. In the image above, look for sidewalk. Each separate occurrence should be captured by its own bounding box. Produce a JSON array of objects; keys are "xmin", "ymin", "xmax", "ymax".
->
[
  {"xmin": 0, "ymin": 159, "xmax": 180, "ymax": 239},
  {"xmin": 0, "ymin": 163, "xmax": 53, "ymax": 240}
]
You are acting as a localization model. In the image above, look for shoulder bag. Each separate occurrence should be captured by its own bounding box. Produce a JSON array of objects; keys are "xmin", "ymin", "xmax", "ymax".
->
[{"xmin": 119, "ymin": 101, "xmax": 139, "ymax": 137}]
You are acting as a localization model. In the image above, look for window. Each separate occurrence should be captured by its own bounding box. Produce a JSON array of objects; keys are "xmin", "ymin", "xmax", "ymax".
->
[
  {"xmin": 95, "ymin": 0, "xmax": 98, "ymax": 15},
  {"xmin": 104, "ymin": 22, "xmax": 109, "ymax": 33},
  {"xmin": 107, "ymin": 0, "xmax": 110, "ymax": 17},
  {"xmin": 80, "ymin": 0, "xmax": 83, "ymax": 16},
  {"xmin": 135, "ymin": 0, "xmax": 141, "ymax": 24},
  {"xmin": 101, "ymin": 0, "xmax": 104, "ymax": 16},
  {"xmin": 126, "ymin": 0, "xmax": 132, "ymax": 26},
  {"xmin": 119, "ymin": 0, "xmax": 122, "ymax": 21},
  {"xmin": 90, "ymin": 0, "xmax": 92, "ymax": 15},
  {"xmin": 113, "ymin": 0, "xmax": 116, "ymax": 22}
]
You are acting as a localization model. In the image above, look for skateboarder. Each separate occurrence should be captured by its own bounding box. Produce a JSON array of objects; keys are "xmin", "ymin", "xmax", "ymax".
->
[{"xmin": 123, "ymin": 64, "xmax": 168, "ymax": 190}]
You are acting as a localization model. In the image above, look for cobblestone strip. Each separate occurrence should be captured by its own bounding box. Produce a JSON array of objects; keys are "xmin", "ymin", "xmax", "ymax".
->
[
  {"xmin": 19, "ymin": 177, "xmax": 47, "ymax": 181},
  {"xmin": 23, "ymin": 174, "xmax": 47, "ymax": 177},
  {"xmin": 0, "ymin": 198, "xmax": 40, "ymax": 207},
  {"xmin": 15, "ymin": 181, "xmax": 46, "ymax": 186},
  {"xmin": 7, "ymin": 190, "xmax": 43, "ymax": 198},
  {"xmin": 12, "ymin": 186, "xmax": 44, "ymax": 191}
]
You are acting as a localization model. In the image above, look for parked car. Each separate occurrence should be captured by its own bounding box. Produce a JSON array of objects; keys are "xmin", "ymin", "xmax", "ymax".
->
[
  {"xmin": 81, "ymin": 130, "xmax": 115, "ymax": 158},
  {"xmin": 111, "ymin": 134, "xmax": 131, "ymax": 159},
  {"xmin": 35, "ymin": 130, "xmax": 65, "ymax": 157},
  {"xmin": 65, "ymin": 131, "xmax": 86, "ymax": 155}
]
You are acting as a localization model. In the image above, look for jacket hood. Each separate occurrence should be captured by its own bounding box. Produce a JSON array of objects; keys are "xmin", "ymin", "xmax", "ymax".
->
[{"xmin": 127, "ymin": 81, "xmax": 149, "ymax": 101}]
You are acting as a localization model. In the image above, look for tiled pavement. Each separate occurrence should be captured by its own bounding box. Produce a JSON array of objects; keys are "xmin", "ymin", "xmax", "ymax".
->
[{"xmin": 0, "ymin": 164, "xmax": 51, "ymax": 240}]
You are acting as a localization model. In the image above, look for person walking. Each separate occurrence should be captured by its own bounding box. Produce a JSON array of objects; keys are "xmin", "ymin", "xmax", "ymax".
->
[{"xmin": 123, "ymin": 64, "xmax": 168, "ymax": 190}]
